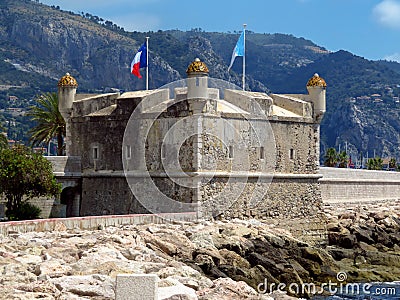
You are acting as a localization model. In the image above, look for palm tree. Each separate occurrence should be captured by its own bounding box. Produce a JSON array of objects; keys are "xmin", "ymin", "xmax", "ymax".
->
[
  {"xmin": 374, "ymin": 156, "xmax": 383, "ymax": 170},
  {"xmin": 389, "ymin": 158, "xmax": 397, "ymax": 170},
  {"xmin": 324, "ymin": 147, "xmax": 338, "ymax": 167},
  {"xmin": 337, "ymin": 151, "xmax": 349, "ymax": 168},
  {"xmin": 366, "ymin": 157, "xmax": 383, "ymax": 170},
  {"xmin": 27, "ymin": 92, "xmax": 65, "ymax": 156}
]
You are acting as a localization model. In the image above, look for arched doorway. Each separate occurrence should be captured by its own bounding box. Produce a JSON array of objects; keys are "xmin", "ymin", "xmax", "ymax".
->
[{"xmin": 60, "ymin": 187, "xmax": 76, "ymax": 217}]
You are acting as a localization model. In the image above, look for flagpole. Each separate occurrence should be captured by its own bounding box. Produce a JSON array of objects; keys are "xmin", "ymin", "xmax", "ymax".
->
[
  {"xmin": 242, "ymin": 24, "xmax": 246, "ymax": 91},
  {"xmin": 146, "ymin": 36, "xmax": 149, "ymax": 90}
]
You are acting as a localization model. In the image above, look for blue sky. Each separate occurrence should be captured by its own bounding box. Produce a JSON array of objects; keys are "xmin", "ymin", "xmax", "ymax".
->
[{"xmin": 39, "ymin": 0, "xmax": 400, "ymax": 62}]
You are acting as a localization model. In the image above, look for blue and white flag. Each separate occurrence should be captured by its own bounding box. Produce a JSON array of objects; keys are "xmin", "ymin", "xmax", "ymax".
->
[{"xmin": 228, "ymin": 32, "xmax": 244, "ymax": 71}]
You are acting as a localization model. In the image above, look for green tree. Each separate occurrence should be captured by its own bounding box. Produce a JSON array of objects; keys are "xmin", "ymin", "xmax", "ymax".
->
[
  {"xmin": 27, "ymin": 92, "xmax": 65, "ymax": 156},
  {"xmin": 337, "ymin": 151, "xmax": 349, "ymax": 168},
  {"xmin": 324, "ymin": 147, "xmax": 338, "ymax": 167},
  {"xmin": 389, "ymin": 158, "xmax": 397, "ymax": 169},
  {"xmin": 366, "ymin": 157, "xmax": 383, "ymax": 170},
  {"xmin": 0, "ymin": 122, "xmax": 7, "ymax": 150},
  {"xmin": 0, "ymin": 145, "xmax": 61, "ymax": 220},
  {"xmin": 366, "ymin": 158, "xmax": 374, "ymax": 170}
]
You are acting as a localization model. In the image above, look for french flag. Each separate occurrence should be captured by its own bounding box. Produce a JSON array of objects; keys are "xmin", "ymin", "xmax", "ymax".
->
[{"xmin": 131, "ymin": 42, "xmax": 147, "ymax": 78}]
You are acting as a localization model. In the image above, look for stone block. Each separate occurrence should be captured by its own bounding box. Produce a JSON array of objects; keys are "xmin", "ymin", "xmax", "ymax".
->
[{"xmin": 115, "ymin": 274, "xmax": 158, "ymax": 300}]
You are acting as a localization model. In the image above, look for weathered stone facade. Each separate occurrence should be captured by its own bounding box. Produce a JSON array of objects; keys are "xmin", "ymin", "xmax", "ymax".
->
[{"xmin": 57, "ymin": 60, "xmax": 327, "ymax": 219}]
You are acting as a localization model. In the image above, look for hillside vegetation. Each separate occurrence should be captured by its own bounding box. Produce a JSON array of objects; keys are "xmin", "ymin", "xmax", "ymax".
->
[{"xmin": 1, "ymin": 0, "xmax": 400, "ymax": 160}]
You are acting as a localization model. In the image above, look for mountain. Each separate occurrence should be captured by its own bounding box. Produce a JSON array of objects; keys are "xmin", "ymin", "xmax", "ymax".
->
[{"xmin": 1, "ymin": 0, "xmax": 400, "ymax": 161}]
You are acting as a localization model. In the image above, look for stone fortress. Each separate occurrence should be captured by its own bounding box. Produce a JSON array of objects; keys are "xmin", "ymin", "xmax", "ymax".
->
[{"xmin": 56, "ymin": 58, "xmax": 328, "ymax": 219}]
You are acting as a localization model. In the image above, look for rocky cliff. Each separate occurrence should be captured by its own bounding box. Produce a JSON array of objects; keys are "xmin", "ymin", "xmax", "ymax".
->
[{"xmin": 0, "ymin": 0, "xmax": 181, "ymax": 92}]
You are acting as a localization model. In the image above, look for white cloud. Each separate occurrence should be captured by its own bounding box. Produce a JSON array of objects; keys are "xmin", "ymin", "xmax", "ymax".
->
[
  {"xmin": 373, "ymin": 0, "xmax": 400, "ymax": 29},
  {"xmin": 384, "ymin": 52, "xmax": 400, "ymax": 62}
]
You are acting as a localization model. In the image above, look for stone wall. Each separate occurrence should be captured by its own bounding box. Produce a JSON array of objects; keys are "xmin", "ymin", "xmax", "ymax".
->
[
  {"xmin": 0, "ymin": 196, "xmax": 65, "ymax": 219},
  {"xmin": 28, "ymin": 196, "xmax": 66, "ymax": 218},
  {"xmin": 80, "ymin": 176, "xmax": 147, "ymax": 216},
  {"xmin": 320, "ymin": 167, "xmax": 400, "ymax": 203},
  {"xmin": 67, "ymin": 86, "xmax": 324, "ymax": 220},
  {"xmin": 199, "ymin": 175, "xmax": 322, "ymax": 219},
  {"xmin": 270, "ymin": 121, "xmax": 319, "ymax": 174}
]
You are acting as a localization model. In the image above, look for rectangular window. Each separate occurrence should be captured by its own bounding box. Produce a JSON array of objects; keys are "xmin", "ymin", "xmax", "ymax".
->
[
  {"xmin": 93, "ymin": 146, "xmax": 99, "ymax": 160},
  {"xmin": 290, "ymin": 148, "xmax": 295, "ymax": 160},
  {"xmin": 161, "ymin": 144, "xmax": 166, "ymax": 159},
  {"xmin": 125, "ymin": 145, "xmax": 131, "ymax": 160},
  {"xmin": 260, "ymin": 146, "xmax": 265, "ymax": 160},
  {"xmin": 228, "ymin": 145, "xmax": 234, "ymax": 159}
]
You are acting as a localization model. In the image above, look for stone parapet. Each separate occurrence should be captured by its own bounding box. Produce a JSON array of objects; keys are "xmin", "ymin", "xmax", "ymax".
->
[
  {"xmin": 0, "ymin": 212, "xmax": 197, "ymax": 236},
  {"xmin": 320, "ymin": 167, "xmax": 400, "ymax": 203},
  {"xmin": 46, "ymin": 156, "xmax": 81, "ymax": 177}
]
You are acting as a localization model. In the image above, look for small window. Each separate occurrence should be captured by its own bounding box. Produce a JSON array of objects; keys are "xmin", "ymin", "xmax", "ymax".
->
[
  {"xmin": 260, "ymin": 146, "xmax": 265, "ymax": 160},
  {"xmin": 289, "ymin": 148, "xmax": 295, "ymax": 160},
  {"xmin": 125, "ymin": 145, "xmax": 131, "ymax": 160},
  {"xmin": 196, "ymin": 77, "xmax": 200, "ymax": 86},
  {"xmin": 161, "ymin": 144, "xmax": 166, "ymax": 159},
  {"xmin": 228, "ymin": 145, "xmax": 234, "ymax": 159},
  {"xmin": 93, "ymin": 146, "xmax": 99, "ymax": 160}
]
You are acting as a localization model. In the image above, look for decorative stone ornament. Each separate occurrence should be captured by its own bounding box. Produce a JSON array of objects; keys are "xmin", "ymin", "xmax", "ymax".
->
[
  {"xmin": 58, "ymin": 72, "xmax": 78, "ymax": 87},
  {"xmin": 186, "ymin": 58, "xmax": 209, "ymax": 76},
  {"xmin": 306, "ymin": 73, "xmax": 326, "ymax": 88}
]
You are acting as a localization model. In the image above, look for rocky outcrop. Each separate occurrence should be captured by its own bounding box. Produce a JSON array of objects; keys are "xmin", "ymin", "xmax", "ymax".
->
[
  {"xmin": 0, "ymin": 0, "xmax": 181, "ymax": 92},
  {"xmin": 1, "ymin": 201, "xmax": 400, "ymax": 299},
  {"xmin": 324, "ymin": 200, "xmax": 400, "ymax": 283}
]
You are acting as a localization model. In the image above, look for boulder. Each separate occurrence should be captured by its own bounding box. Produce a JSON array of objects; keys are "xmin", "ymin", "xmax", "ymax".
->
[
  {"xmin": 142, "ymin": 232, "xmax": 178, "ymax": 256},
  {"xmin": 326, "ymin": 222, "xmax": 341, "ymax": 232},
  {"xmin": 219, "ymin": 225, "xmax": 258, "ymax": 238},
  {"xmin": 339, "ymin": 211, "xmax": 356, "ymax": 220},
  {"xmin": 369, "ymin": 211, "xmax": 390, "ymax": 222},
  {"xmin": 301, "ymin": 247, "xmax": 323, "ymax": 264},
  {"xmin": 365, "ymin": 251, "xmax": 400, "ymax": 267},
  {"xmin": 197, "ymin": 277, "xmax": 264, "ymax": 300},
  {"xmin": 194, "ymin": 254, "xmax": 215, "ymax": 273},
  {"xmin": 194, "ymin": 247, "xmax": 225, "ymax": 266},
  {"xmin": 34, "ymin": 259, "xmax": 72, "ymax": 278},
  {"xmin": 158, "ymin": 281, "xmax": 198, "ymax": 300},
  {"xmin": 212, "ymin": 234, "xmax": 255, "ymax": 256},
  {"xmin": 219, "ymin": 249, "xmax": 251, "ymax": 269},
  {"xmin": 50, "ymin": 274, "xmax": 114, "ymax": 298},
  {"xmin": 352, "ymin": 226, "xmax": 375, "ymax": 244},
  {"xmin": 159, "ymin": 231, "xmax": 197, "ymax": 259},
  {"xmin": 247, "ymin": 252, "xmax": 286, "ymax": 276},
  {"xmin": 326, "ymin": 246, "xmax": 354, "ymax": 260},
  {"xmin": 372, "ymin": 226, "xmax": 393, "ymax": 248},
  {"xmin": 14, "ymin": 254, "xmax": 43, "ymax": 265},
  {"xmin": 378, "ymin": 216, "xmax": 400, "ymax": 230},
  {"xmin": 158, "ymin": 265, "xmax": 213, "ymax": 290},
  {"xmin": 328, "ymin": 232, "xmax": 357, "ymax": 249}
]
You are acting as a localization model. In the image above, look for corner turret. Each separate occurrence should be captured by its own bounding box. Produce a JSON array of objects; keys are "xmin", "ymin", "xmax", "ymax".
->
[
  {"xmin": 58, "ymin": 73, "xmax": 77, "ymax": 119},
  {"xmin": 58, "ymin": 73, "xmax": 78, "ymax": 155},
  {"xmin": 186, "ymin": 58, "xmax": 209, "ymax": 100},
  {"xmin": 306, "ymin": 73, "xmax": 326, "ymax": 122}
]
